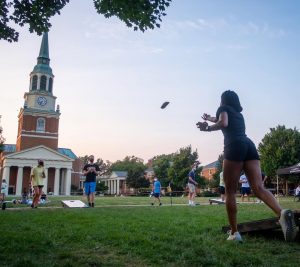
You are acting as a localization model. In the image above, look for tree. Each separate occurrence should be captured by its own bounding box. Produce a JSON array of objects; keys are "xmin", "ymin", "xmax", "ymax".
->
[
  {"xmin": 110, "ymin": 156, "xmax": 148, "ymax": 188},
  {"xmin": 151, "ymin": 153, "xmax": 173, "ymax": 186},
  {"xmin": 258, "ymin": 125, "xmax": 300, "ymax": 177},
  {"xmin": 1, "ymin": 0, "xmax": 172, "ymax": 42},
  {"xmin": 96, "ymin": 181, "xmax": 108, "ymax": 193},
  {"xmin": 167, "ymin": 146, "xmax": 200, "ymax": 190},
  {"xmin": 210, "ymin": 154, "xmax": 224, "ymax": 188},
  {"xmin": 0, "ymin": 116, "xmax": 5, "ymax": 153}
]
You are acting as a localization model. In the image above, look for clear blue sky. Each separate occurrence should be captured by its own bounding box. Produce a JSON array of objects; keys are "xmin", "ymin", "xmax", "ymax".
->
[{"xmin": 1, "ymin": 0, "xmax": 299, "ymax": 165}]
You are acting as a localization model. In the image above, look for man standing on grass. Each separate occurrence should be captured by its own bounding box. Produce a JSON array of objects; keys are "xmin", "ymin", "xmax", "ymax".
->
[
  {"xmin": 239, "ymin": 173, "xmax": 251, "ymax": 202},
  {"xmin": 30, "ymin": 159, "xmax": 46, "ymax": 208},
  {"xmin": 83, "ymin": 155, "xmax": 100, "ymax": 207},
  {"xmin": 187, "ymin": 162, "xmax": 199, "ymax": 206},
  {"xmin": 151, "ymin": 178, "xmax": 162, "ymax": 206}
]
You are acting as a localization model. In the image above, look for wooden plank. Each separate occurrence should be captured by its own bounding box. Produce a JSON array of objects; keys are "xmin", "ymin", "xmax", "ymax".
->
[
  {"xmin": 222, "ymin": 210, "xmax": 300, "ymax": 233},
  {"xmin": 209, "ymin": 198, "xmax": 225, "ymax": 205}
]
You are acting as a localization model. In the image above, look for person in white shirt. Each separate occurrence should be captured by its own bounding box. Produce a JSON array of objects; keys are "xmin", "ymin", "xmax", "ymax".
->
[
  {"xmin": 295, "ymin": 184, "xmax": 300, "ymax": 202},
  {"xmin": 1, "ymin": 179, "xmax": 8, "ymax": 199},
  {"xmin": 239, "ymin": 174, "xmax": 251, "ymax": 202},
  {"xmin": 219, "ymin": 171, "xmax": 225, "ymax": 202}
]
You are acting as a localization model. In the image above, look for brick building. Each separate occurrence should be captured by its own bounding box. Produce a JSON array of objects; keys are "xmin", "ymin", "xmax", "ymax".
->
[
  {"xmin": 201, "ymin": 161, "xmax": 219, "ymax": 180},
  {"xmin": 0, "ymin": 33, "xmax": 81, "ymax": 196}
]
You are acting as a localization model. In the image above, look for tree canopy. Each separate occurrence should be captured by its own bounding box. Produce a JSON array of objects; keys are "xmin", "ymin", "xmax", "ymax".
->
[
  {"xmin": 152, "ymin": 146, "xmax": 202, "ymax": 190},
  {"xmin": 0, "ymin": 116, "xmax": 5, "ymax": 152},
  {"xmin": 110, "ymin": 156, "xmax": 148, "ymax": 188},
  {"xmin": 1, "ymin": 0, "xmax": 172, "ymax": 42},
  {"xmin": 258, "ymin": 125, "xmax": 300, "ymax": 177}
]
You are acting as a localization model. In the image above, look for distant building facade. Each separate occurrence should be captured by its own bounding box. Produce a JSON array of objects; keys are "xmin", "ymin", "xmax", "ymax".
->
[
  {"xmin": 0, "ymin": 33, "xmax": 81, "ymax": 196},
  {"xmin": 201, "ymin": 161, "xmax": 219, "ymax": 180}
]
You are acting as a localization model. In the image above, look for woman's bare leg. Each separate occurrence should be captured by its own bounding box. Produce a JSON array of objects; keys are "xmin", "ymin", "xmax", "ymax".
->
[
  {"xmin": 223, "ymin": 159, "xmax": 244, "ymax": 233},
  {"xmin": 244, "ymin": 160, "xmax": 281, "ymax": 216}
]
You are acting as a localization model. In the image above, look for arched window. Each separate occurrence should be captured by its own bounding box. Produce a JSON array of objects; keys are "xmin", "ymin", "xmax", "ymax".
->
[
  {"xmin": 40, "ymin": 75, "xmax": 47, "ymax": 91},
  {"xmin": 32, "ymin": 75, "xmax": 38, "ymax": 90},
  {"xmin": 36, "ymin": 118, "xmax": 45, "ymax": 132},
  {"xmin": 48, "ymin": 77, "xmax": 53, "ymax": 93}
]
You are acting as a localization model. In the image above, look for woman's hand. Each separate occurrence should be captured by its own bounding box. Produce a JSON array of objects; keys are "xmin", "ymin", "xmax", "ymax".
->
[
  {"xmin": 202, "ymin": 113, "xmax": 211, "ymax": 120},
  {"xmin": 196, "ymin": 121, "xmax": 208, "ymax": 131}
]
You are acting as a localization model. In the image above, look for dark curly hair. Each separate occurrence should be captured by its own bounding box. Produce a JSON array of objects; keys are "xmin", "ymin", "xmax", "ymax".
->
[{"xmin": 221, "ymin": 90, "xmax": 243, "ymax": 112}]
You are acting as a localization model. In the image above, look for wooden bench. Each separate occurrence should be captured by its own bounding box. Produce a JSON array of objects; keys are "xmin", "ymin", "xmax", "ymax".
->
[{"xmin": 222, "ymin": 210, "xmax": 300, "ymax": 233}]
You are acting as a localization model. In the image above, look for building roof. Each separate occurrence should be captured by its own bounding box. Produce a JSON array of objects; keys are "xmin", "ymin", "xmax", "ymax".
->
[
  {"xmin": 113, "ymin": 171, "xmax": 128, "ymax": 177},
  {"xmin": 3, "ymin": 144, "xmax": 16, "ymax": 153},
  {"xmin": 202, "ymin": 160, "xmax": 219, "ymax": 169},
  {"xmin": 57, "ymin": 148, "xmax": 78, "ymax": 159},
  {"xmin": 3, "ymin": 144, "xmax": 77, "ymax": 159}
]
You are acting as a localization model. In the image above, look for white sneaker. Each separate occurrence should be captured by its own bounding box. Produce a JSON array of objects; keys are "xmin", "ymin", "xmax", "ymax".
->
[
  {"xmin": 227, "ymin": 231, "xmax": 243, "ymax": 242},
  {"xmin": 279, "ymin": 209, "xmax": 298, "ymax": 242}
]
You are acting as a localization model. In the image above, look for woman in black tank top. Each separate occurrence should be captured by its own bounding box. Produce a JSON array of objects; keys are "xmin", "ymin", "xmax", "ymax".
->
[{"xmin": 196, "ymin": 90, "xmax": 297, "ymax": 242}]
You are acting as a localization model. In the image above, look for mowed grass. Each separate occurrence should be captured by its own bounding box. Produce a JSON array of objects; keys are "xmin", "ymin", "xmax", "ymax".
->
[{"xmin": 0, "ymin": 197, "xmax": 299, "ymax": 267}]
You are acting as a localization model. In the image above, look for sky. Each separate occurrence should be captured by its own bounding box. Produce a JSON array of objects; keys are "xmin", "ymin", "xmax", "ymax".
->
[{"xmin": 1, "ymin": 0, "xmax": 300, "ymax": 166}]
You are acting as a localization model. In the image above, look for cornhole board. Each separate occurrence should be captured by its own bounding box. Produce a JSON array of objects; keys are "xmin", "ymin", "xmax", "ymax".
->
[
  {"xmin": 209, "ymin": 198, "xmax": 226, "ymax": 205},
  {"xmin": 222, "ymin": 210, "xmax": 300, "ymax": 233},
  {"xmin": 61, "ymin": 200, "xmax": 88, "ymax": 208}
]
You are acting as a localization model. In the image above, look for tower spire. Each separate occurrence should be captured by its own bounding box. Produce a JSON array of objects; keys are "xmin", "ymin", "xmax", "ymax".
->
[
  {"xmin": 37, "ymin": 32, "xmax": 50, "ymax": 65},
  {"xmin": 31, "ymin": 32, "xmax": 53, "ymax": 79}
]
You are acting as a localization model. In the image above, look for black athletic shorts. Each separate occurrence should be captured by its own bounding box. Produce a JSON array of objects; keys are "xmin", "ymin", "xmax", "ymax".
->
[
  {"xmin": 219, "ymin": 186, "xmax": 225, "ymax": 194},
  {"xmin": 224, "ymin": 137, "xmax": 259, "ymax": 161}
]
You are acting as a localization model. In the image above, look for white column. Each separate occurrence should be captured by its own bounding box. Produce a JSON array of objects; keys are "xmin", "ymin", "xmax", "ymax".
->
[
  {"xmin": 43, "ymin": 168, "xmax": 48, "ymax": 194},
  {"xmin": 113, "ymin": 180, "xmax": 116, "ymax": 194},
  {"xmin": 109, "ymin": 180, "xmax": 111, "ymax": 194},
  {"xmin": 2, "ymin": 166, "xmax": 10, "ymax": 195},
  {"xmin": 65, "ymin": 168, "xmax": 72, "ymax": 196},
  {"xmin": 16, "ymin": 166, "xmax": 24, "ymax": 196},
  {"xmin": 54, "ymin": 168, "xmax": 60, "ymax": 196},
  {"xmin": 116, "ymin": 179, "xmax": 120, "ymax": 195}
]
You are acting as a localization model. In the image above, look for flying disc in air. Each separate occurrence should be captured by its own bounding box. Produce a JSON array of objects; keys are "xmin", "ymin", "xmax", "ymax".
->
[{"xmin": 160, "ymin": 101, "xmax": 170, "ymax": 109}]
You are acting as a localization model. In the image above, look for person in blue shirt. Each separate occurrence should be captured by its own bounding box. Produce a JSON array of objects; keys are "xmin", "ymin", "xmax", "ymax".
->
[
  {"xmin": 197, "ymin": 90, "xmax": 298, "ymax": 242},
  {"xmin": 151, "ymin": 178, "xmax": 162, "ymax": 206}
]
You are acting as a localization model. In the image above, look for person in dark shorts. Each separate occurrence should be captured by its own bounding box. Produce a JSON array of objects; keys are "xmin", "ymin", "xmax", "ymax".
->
[
  {"xmin": 196, "ymin": 90, "xmax": 298, "ymax": 242},
  {"xmin": 187, "ymin": 162, "xmax": 199, "ymax": 206},
  {"xmin": 151, "ymin": 178, "xmax": 162, "ymax": 206},
  {"xmin": 30, "ymin": 159, "xmax": 46, "ymax": 208},
  {"xmin": 239, "ymin": 173, "xmax": 251, "ymax": 202},
  {"xmin": 83, "ymin": 155, "xmax": 100, "ymax": 207}
]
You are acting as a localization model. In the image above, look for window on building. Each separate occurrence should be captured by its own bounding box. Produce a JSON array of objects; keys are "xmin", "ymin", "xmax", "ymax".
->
[
  {"xmin": 36, "ymin": 118, "xmax": 45, "ymax": 132},
  {"xmin": 40, "ymin": 75, "xmax": 47, "ymax": 91},
  {"xmin": 32, "ymin": 75, "xmax": 37, "ymax": 90},
  {"xmin": 48, "ymin": 77, "xmax": 53, "ymax": 93}
]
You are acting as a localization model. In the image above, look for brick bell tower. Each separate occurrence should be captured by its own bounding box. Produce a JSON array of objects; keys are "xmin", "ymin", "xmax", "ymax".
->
[{"xmin": 16, "ymin": 32, "xmax": 61, "ymax": 151}]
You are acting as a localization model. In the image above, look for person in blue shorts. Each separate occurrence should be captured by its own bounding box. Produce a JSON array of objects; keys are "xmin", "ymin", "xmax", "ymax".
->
[
  {"xmin": 197, "ymin": 90, "xmax": 298, "ymax": 242},
  {"xmin": 151, "ymin": 178, "xmax": 162, "ymax": 206},
  {"xmin": 83, "ymin": 155, "xmax": 100, "ymax": 207}
]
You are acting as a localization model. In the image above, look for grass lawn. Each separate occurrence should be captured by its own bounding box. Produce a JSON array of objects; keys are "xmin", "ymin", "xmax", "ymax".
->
[{"xmin": 0, "ymin": 196, "xmax": 299, "ymax": 267}]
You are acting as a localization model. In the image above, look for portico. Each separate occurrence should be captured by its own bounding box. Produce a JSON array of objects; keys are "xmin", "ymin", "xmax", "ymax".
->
[{"xmin": 1, "ymin": 145, "xmax": 73, "ymax": 196}]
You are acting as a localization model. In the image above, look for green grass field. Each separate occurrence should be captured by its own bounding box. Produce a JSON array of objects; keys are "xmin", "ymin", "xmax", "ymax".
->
[{"xmin": 0, "ymin": 196, "xmax": 299, "ymax": 267}]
